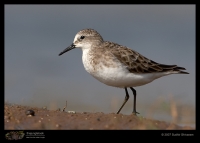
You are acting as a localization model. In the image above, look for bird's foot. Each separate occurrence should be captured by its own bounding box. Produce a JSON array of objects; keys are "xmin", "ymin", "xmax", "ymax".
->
[{"xmin": 132, "ymin": 111, "xmax": 140, "ymax": 116}]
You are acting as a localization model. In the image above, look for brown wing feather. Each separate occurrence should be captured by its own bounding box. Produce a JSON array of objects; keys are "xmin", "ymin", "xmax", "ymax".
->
[{"xmin": 106, "ymin": 41, "xmax": 189, "ymax": 74}]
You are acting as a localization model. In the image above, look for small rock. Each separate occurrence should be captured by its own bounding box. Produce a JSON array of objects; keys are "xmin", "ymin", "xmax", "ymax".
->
[
  {"xmin": 56, "ymin": 124, "xmax": 61, "ymax": 127},
  {"xmin": 67, "ymin": 111, "xmax": 76, "ymax": 114},
  {"xmin": 25, "ymin": 110, "xmax": 35, "ymax": 116}
]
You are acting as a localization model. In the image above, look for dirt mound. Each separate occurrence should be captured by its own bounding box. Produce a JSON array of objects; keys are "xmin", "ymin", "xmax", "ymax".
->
[{"xmin": 4, "ymin": 103, "xmax": 194, "ymax": 130}]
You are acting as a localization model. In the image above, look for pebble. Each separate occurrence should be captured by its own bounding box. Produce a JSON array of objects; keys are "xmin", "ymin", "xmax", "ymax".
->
[
  {"xmin": 56, "ymin": 124, "xmax": 61, "ymax": 127},
  {"xmin": 67, "ymin": 111, "xmax": 76, "ymax": 114},
  {"xmin": 25, "ymin": 110, "xmax": 35, "ymax": 116}
]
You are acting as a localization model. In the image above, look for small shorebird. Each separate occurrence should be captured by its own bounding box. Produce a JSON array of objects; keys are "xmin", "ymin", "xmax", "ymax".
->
[{"xmin": 59, "ymin": 29, "xmax": 189, "ymax": 115}]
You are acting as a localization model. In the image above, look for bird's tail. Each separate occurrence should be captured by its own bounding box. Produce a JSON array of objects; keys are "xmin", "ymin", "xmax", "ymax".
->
[
  {"xmin": 173, "ymin": 66, "xmax": 189, "ymax": 74},
  {"xmin": 159, "ymin": 64, "xmax": 189, "ymax": 74}
]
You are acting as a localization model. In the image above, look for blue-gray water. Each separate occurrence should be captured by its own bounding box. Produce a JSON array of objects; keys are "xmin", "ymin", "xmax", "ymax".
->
[{"xmin": 5, "ymin": 5, "xmax": 195, "ymax": 128}]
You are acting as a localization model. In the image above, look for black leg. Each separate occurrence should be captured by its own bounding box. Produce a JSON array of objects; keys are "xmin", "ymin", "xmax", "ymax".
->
[
  {"xmin": 130, "ymin": 87, "xmax": 139, "ymax": 115},
  {"xmin": 116, "ymin": 88, "xmax": 129, "ymax": 114}
]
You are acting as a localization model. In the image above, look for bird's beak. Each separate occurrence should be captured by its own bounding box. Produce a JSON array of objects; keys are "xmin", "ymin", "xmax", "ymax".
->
[{"xmin": 58, "ymin": 43, "xmax": 76, "ymax": 56}]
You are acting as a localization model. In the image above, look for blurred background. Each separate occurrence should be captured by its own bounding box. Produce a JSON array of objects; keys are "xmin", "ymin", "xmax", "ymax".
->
[{"xmin": 5, "ymin": 5, "xmax": 195, "ymax": 128}]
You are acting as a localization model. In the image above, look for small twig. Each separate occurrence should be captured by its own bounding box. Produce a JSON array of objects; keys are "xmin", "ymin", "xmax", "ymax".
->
[{"xmin": 62, "ymin": 101, "xmax": 67, "ymax": 112}]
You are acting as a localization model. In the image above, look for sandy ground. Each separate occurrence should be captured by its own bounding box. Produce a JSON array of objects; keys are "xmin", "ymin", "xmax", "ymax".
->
[{"xmin": 4, "ymin": 103, "xmax": 194, "ymax": 130}]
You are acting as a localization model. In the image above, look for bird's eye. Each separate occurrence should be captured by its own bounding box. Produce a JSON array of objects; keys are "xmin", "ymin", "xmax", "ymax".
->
[{"xmin": 80, "ymin": 36, "xmax": 85, "ymax": 39}]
